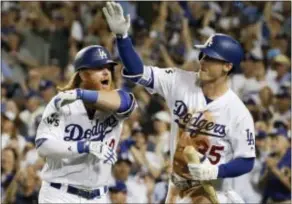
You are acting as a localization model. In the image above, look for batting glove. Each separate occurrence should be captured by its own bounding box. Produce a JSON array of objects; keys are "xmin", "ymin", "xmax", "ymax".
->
[
  {"xmin": 102, "ymin": 2, "xmax": 131, "ymax": 37},
  {"xmin": 54, "ymin": 89, "xmax": 78, "ymax": 110},
  {"xmin": 188, "ymin": 162, "xmax": 219, "ymax": 181},
  {"xmin": 78, "ymin": 141, "xmax": 117, "ymax": 165},
  {"xmin": 54, "ymin": 89, "xmax": 85, "ymax": 110}
]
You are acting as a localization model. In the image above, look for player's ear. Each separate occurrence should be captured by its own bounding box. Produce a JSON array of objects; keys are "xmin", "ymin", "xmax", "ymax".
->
[{"xmin": 223, "ymin": 63, "xmax": 233, "ymax": 73}]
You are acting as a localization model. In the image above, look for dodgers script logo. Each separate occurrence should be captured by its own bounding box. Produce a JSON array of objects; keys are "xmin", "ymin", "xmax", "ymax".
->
[
  {"xmin": 173, "ymin": 100, "xmax": 226, "ymax": 138},
  {"xmin": 64, "ymin": 115, "xmax": 118, "ymax": 141}
]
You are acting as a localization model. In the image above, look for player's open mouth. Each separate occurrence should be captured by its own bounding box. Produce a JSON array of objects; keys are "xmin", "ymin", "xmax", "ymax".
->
[{"xmin": 101, "ymin": 80, "xmax": 109, "ymax": 85}]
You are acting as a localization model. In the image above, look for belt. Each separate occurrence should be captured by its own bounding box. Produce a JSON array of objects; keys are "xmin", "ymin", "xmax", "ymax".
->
[{"xmin": 50, "ymin": 182, "xmax": 108, "ymax": 200}]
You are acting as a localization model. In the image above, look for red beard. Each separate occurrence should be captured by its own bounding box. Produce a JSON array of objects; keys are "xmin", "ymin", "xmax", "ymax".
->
[{"xmin": 81, "ymin": 80, "xmax": 102, "ymax": 90}]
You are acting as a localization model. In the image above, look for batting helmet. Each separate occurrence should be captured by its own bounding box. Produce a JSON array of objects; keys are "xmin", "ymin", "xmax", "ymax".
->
[
  {"xmin": 73, "ymin": 45, "xmax": 117, "ymax": 72},
  {"xmin": 194, "ymin": 33, "xmax": 244, "ymax": 68}
]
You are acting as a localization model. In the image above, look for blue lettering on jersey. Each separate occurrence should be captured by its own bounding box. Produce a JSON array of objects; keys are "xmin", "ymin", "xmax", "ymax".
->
[
  {"xmin": 64, "ymin": 115, "xmax": 118, "ymax": 141},
  {"xmin": 173, "ymin": 100, "xmax": 226, "ymax": 138}
]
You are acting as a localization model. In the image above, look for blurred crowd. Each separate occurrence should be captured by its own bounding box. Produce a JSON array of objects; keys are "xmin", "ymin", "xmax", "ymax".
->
[{"xmin": 1, "ymin": 1, "xmax": 291, "ymax": 204}]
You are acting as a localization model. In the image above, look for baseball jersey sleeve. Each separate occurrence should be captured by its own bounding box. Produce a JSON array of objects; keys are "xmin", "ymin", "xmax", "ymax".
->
[
  {"xmin": 122, "ymin": 65, "xmax": 176, "ymax": 99},
  {"xmin": 115, "ymin": 92, "xmax": 136, "ymax": 119},
  {"xmin": 230, "ymin": 112, "xmax": 256, "ymax": 159},
  {"xmin": 35, "ymin": 96, "xmax": 81, "ymax": 158},
  {"xmin": 36, "ymin": 96, "xmax": 65, "ymax": 138}
]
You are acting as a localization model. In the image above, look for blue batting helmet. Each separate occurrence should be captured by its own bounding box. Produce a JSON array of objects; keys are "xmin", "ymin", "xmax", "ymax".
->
[
  {"xmin": 73, "ymin": 45, "xmax": 117, "ymax": 72},
  {"xmin": 194, "ymin": 33, "xmax": 244, "ymax": 68}
]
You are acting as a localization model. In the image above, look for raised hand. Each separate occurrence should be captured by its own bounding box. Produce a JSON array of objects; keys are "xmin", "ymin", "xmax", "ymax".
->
[{"xmin": 102, "ymin": 2, "xmax": 131, "ymax": 37}]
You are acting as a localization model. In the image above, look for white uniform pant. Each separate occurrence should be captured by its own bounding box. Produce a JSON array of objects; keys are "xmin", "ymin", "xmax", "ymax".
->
[
  {"xmin": 38, "ymin": 181, "xmax": 109, "ymax": 203},
  {"xmin": 166, "ymin": 181, "xmax": 245, "ymax": 204}
]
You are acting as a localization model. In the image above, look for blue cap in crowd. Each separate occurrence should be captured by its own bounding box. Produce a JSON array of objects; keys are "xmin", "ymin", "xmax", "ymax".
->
[
  {"xmin": 39, "ymin": 80, "xmax": 55, "ymax": 91},
  {"xmin": 256, "ymin": 130, "xmax": 267, "ymax": 139},
  {"xmin": 25, "ymin": 91, "xmax": 41, "ymax": 100},
  {"xmin": 269, "ymin": 128, "xmax": 288, "ymax": 138},
  {"xmin": 241, "ymin": 6, "xmax": 261, "ymax": 25},
  {"xmin": 109, "ymin": 181, "xmax": 127, "ymax": 193}
]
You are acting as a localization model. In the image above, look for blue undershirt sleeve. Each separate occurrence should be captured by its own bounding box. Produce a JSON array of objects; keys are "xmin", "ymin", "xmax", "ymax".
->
[
  {"xmin": 116, "ymin": 37, "xmax": 144, "ymax": 76},
  {"xmin": 218, "ymin": 157, "xmax": 255, "ymax": 178}
]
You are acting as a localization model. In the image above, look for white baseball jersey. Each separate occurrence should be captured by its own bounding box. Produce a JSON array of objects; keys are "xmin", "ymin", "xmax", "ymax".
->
[
  {"xmin": 36, "ymin": 91, "xmax": 135, "ymax": 189},
  {"xmin": 124, "ymin": 66, "xmax": 256, "ymax": 192}
]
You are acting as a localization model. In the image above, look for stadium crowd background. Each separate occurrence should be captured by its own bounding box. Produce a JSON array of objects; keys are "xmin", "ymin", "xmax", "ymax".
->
[{"xmin": 1, "ymin": 1, "xmax": 291, "ymax": 204}]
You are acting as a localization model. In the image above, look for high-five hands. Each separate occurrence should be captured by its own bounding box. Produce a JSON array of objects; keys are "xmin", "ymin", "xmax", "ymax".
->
[{"xmin": 102, "ymin": 2, "xmax": 131, "ymax": 37}]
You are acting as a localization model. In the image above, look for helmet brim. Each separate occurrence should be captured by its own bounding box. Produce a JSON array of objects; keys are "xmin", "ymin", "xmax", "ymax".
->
[
  {"xmin": 105, "ymin": 60, "xmax": 118, "ymax": 66},
  {"xmin": 194, "ymin": 44, "xmax": 238, "ymax": 74},
  {"xmin": 194, "ymin": 45, "xmax": 228, "ymax": 63},
  {"xmin": 75, "ymin": 60, "xmax": 118, "ymax": 72}
]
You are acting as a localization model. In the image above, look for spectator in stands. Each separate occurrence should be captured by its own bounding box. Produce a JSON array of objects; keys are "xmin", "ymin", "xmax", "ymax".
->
[
  {"xmin": 1, "ymin": 99, "xmax": 19, "ymax": 120},
  {"xmin": 272, "ymin": 54, "xmax": 291, "ymax": 90},
  {"xmin": 16, "ymin": 2, "xmax": 51, "ymax": 66},
  {"xmin": 20, "ymin": 142, "xmax": 41, "ymax": 170},
  {"xmin": 19, "ymin": 94, "xmax": 44, "ymax": 141},
  {"xmin": 239, "ymin": 54, "xmax": 278, "ymax": 98},
  {"xmin": 4, "ymin": 165, "xmax": 40, "ymax": 204},
  {"xmin": 231, "ymin": 53, "xmax": 256, "ymax": 98},
  {"xmin": 2, "ymin": 31, "xmax": 38, "ymax": 85},
  {"xmin": 109, "ymin": 180, "xmax": 128, "ymax": 204},
  {"xmin": 259, "ymin": 128, "xmax": 291, "ymax": 203},
  {"xmin": 1, "ymin": 113, "xmax": 26, "ymax": 153},
  {"xmin": 272, "ymin": 91, "xmax": 291, "ymax": 125},
  {"xmin": 111, "ymin": 158, "xmax": 148, "ymax": 203},
  {"xmin": 149, "ymin": 111, "xmax": 171, "ymax": 156},
  {"xmin": 152, "ymin": 155, "xmax": 171, "ymax": 204},
  {"xmin": 1, "ymin": 147, "xmax": 20, "ymax": 197},
  {"xmin": 49, "ymin": 11, "xmax": 70, "ymax": 79},
  {"xmin": 39, "ymin": 80, "xmax": 56, "ymax": 105},
  {"xmin": 243, "ymin": 96, "xmax": 260, "ymax": 122},
  {"xmin": 129, "ymin": 128, "xmax": 164, "ymax": 179},
  {"xmin": 25, "ymin": 69, "xmax": 43, "ymax": 94}
]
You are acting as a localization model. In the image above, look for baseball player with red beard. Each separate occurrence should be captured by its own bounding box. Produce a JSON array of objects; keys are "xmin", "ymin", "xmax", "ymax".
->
[
  {"xmin": 103, "ymin": 2, "xmax": 256, "ymax": 203},
  {"xmin": 35, "ymin": 45, "xmax": 136, "ymax": 203}
]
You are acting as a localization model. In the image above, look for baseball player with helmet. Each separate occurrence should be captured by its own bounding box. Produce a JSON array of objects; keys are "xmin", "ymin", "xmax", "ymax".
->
[
  {"xmin": 103, "ymin": 2, "xmax": 255, "ymax": 203},
  {"xmin": 35, "ymin": 45, "xmax": 136, "ymax": 203}
]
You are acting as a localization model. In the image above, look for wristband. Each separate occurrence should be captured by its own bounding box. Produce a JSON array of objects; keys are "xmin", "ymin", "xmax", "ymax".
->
[{"xmin": 76, "ymin": 89, "xmax": 99, "ymax": 104}]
